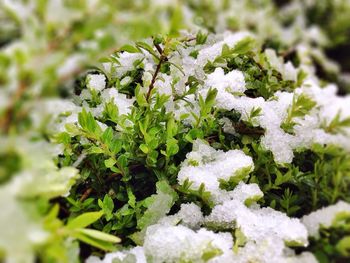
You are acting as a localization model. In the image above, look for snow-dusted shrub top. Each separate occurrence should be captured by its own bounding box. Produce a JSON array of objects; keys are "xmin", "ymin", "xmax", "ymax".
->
[
  {"xmin": 1, "ymin": 1, "xmax": 350, "ymax": 262},
  {"xmin": 86, "ymin": 142, "xmax": 309, "ymax": 263},
  {"xmin": 302, "ymin": 201, "xmax": 350, "ymax": 238},
  {"xmin": 53, "ymin": 32, "xmax": 350, "ymax": 161},
  {"xmin": 42, "ymin": 31, "xmax": 350, "ymax": 261}
]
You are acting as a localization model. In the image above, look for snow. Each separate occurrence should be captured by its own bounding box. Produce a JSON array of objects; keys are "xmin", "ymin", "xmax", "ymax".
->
[
  {"xmin": 87, "ymin": 74, "xmax": 106, "ymax": 92},
  {"xmin": 196, "ymin": 31, "xmax": 253, "ymax": 68},
  {"xmin": 86, "ymin": 246, "xmax": 146, "ymax": 263},
  {"xmin": 100, "ymin": 88, "xmax": 135, "ymax": 116},
  {"xmin": 205, "ymin": 67, "xmax": 246, "ymax": 94},
  {"xmin": 159, "ymin": 203, "xmax": 204, "ymax": 229},
  {"xmin": 177, "ymin": 139, "xmax": 254, "ymax": 203},
  {"xmin": 302, "ymin": 201, "xmax": 350, "ymax": 238},
  {"xmin": 205, "ymin": 199, "xmax": 308, "ymax": 245},
  {"xmin": 114, "ymin": 52, "xmax": 144, "ymax": 78},
  {"xmin": 143, "ymin": 224, "xmax": 233, "ymax": 263}
]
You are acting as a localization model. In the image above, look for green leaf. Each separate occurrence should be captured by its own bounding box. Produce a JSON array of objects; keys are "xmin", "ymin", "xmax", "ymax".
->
[
  {"xmin": 78, "ymin": 108, "xmax": 101, "ymax": 136},
  {"xmin": 88, "ymin": 146, "xmax": 104, "ymax": 154},
  {"xmin": 221, "ymin": 44, "xmax": 231, "ymax": 58},
  {"xmin": 103, "ymin": 101, "xmax": 119, "ymax": 123},
  {"xmin": 136, "ymin": 41, "xmax": 159, "ymax": 60},
  {"xmin": 100, "ymin": 195, "xmax": 114, "ymax": 221},
  {"xmin": 281, "ymin": 93, "xmax": 316, "ymax": 133},
  {"xmin": 324, "ymin": 110, "xmax": 350, "ymax": 134},
  {"xmin": 127, "ymin": 187, "xmax": 136, "ymax": 208},
  {"xmin": 101, "ymin": 127, "xmax": 113, "ymax": 144},
  {"xmin": 201, "ymin": 244, "xmax": 223, "ymax": 262},
  {"xmin": 137, "ymin": 180, "xmax": 178, "ymax": 230},
  {"xmin": 166, "ymin": 138, "xmax": 179, "ymax": 157},
  {"xmin": 166, "ymin": 117, "xmax": 178, "ymax": 139},
  {"xmin": 72, "ymin": 232, "xmax": 116, "ymax": 251},
  {"xmin": 336, "ymin": 236, "xmax": 350, "ymax": 256},
  {"xmin": 104, "ymin": 158, "xmax": 116, "ymax": 168},
  {"xmin": 67, "ymin": 211, "xmax": 103, "ymax": 229},
  {"xmin": 274, "ymin": 169, "xmax": 293, "ymax": 187},
  {"xmin": 119, "ymin": 44, "xmax": 140, "ymax": 53},
  {"xmin": 139, "ymin": 144, "xmax": 149, "ymax": 154},
  {"xmin": 205, "ymin": 88, "xmax": 218, "ymax": 107},
  {"xmin": 184, "ymin": 128, "xmax": 204, "ymax": 142},
  {"xmin": 109, "ymin": 139, "xmax": 123, "ymax": 154},
  {"xmin": 65, "ymin": 123, "xmax": 81, "ymax": 136},
  {"xmin": 231, "ymin": 37, "xmax": 255, "ymax": 55},
  {"xmin": 196, "ymin": 31, "xmax": 207, "ymax": 45},
  {"xmin": 135, "ymin": 84, "xmax": 148, "ymax": 107},
  {"xmin": 76, "ymin": 229, "xmax": 120, "ymax": 243},
  {"xmin": 250, "ymin": 107, "xmax": 262, "ymax": 119}
]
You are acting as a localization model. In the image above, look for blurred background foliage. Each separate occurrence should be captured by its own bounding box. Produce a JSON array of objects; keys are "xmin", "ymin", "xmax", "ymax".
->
[
  {"xmin": 0, "ymin": 0, "xmax": 350, "ymax": 262},
  {"xmin": 1, "ymin": 0, "xmax": 349, "ymax": 134}
]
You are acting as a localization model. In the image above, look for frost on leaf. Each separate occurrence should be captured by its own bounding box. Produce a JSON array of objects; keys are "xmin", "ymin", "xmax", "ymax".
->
[
  {"xmin": 87, "ymin": 74, "xmax": 106, "ymax": 92},
  {"xmin": 177, "ymin": 139, "xmax": 254, "ymax": 203},
  {"xmin": 301, "ymin": 201, "xmax": 350, "ymax": 238},
  {"xmin": 205, "ymin": 199, "xmax": 308, "ymax": 246}
]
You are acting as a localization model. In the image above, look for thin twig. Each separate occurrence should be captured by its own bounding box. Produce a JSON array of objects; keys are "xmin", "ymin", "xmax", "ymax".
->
[
  {"xmin": 233, "ymin": 122, "xmax": 265, "ymax": 135},
  {"xmin": 154, "ymin": 42, "xmax": 163, "ymax": 55},
  {"xmin": 80, "ymin": 188, "xmax": 93, "ymax": 202},
  {"xmin": 146, "ymin": 44, "xmax": 167, "ymax": 102}
]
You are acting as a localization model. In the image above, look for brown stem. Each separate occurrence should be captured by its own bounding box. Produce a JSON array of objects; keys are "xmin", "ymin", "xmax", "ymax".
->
[
  {"xmin": 80, "ymin": 188, "xmax": 93, "ymax": 202},
  {"xmin": 233, "ymin": 122, "xmax": 265, "ymax": 135},
  {"xmin": 146, "ymin": 53, "xmax": 166, "ymax": 102},
  {"xmin": 154, "ymin": 43, "xmax": 163, "ymax": 55}
]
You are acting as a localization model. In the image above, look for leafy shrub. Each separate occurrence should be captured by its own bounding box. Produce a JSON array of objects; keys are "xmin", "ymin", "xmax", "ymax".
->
[
  {"xmin": 1, "ymin": 1, "xmax": 350, "ymax": 262},
  {"xmin": 49, "ymin": 32, "xmax": 350, "ymax": 262}
]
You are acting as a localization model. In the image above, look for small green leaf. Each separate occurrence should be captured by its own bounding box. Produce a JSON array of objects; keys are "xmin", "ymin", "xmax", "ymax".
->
[
  {"xmin": 78, "ymin": 108, "xmax": 101, "ymax": 135},
  {"xmin": 109, "ymin": 139, "xmax": 123, "ymax": 154},
  {"xmin": 67, "ymin": 211, "xmax": 103, "ymax": 229},
  {"xmin": 324, "ymin": 110, "xmax": 350, "ymax": 134},
  {"xmin": 139, "ymin": 144, "xmax": 149, "ymax": 154},
  {"xmin": 76, "ymin": 229, "xmax": 120, "ymax": 243},
  {"xmin": 231, "ymin": 37, "xmax": 255, "ymax": 55},
  {"xmin": 104, "ymin": 158, "xmax": 117, "ymax": 168},
  {"xmin": 101, "ymin": 127, "xmax": 113, "ymax": 144},
  {"xmin": 119, "ymin": 44, "xmax": 140, "ymax": 53},
  {"xmin": 201, "ymin": 245, "xmax": 223, "ymax": 261},
  {"xmin": 281, "ymin": 93, "xmax": 316, "ymax": 133},
  {"xmin": 65, "ymin": 123, "xmax": 81, "ymax": 136},
  {"xmin": 166, "ymin": 138, "xmax": 179, "ymax": 157},
  {"xmin": 336, "ymin": 236, "xmax": 350, "ymax": 256},
  {"xmin": 127, "ymin": 187, "xmax": 136, "ymax": 208},
  {"xmin": 100, "ymin": 195, "xmax": 114, "ymax": 221},
  {"xmin": 72, "ymin": 232, "xmax": 115, "ymax": 251},
  {"xmin": 103, "ymin": 101, "xmax": 119, "ymax": 123},
  {"xmin": 205, "ymin": 88, "xmax": 218, "ymax": 107},
  {"xmin": 166, "ymin": 117, "xmax": 178, "ymax": 139},
  {"xmin": 88, "ymin": 146, "xmax": 104, "ymax": 154},
  {"xmin": 136, "ymin": 41, "xmax": 159, "ymax": 60},
  {"xmin": 196, "ymin": 31, "xmax": 207, "ymax": 45},
  {"xmin": 135, "ymin": 84, "xmax": 148, "ymax": 107}
]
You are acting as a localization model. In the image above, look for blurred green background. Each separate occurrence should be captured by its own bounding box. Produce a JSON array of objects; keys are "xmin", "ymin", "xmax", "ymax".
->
[{"xmin": 0, "ymin": 0, "xmax": 350, "ymax": 262}]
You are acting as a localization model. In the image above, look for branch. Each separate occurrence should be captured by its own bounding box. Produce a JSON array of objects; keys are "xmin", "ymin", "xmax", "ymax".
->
[
  {"xmin": 233, "ymin": 121, "xmax": 265, "ymax": 136},
  {"xmin": 146, "ymin": 44, "xmax": 167, "ymax": 102},
  {"xmin": 80, "ymin": 187, "xmax": 93, "ymax": 202}
]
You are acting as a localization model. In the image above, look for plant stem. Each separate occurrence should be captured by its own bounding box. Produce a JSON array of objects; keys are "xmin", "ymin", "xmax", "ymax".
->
[{"xmin": 146, "ymin": 43, "xmax": 166, "ymax": 102}]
